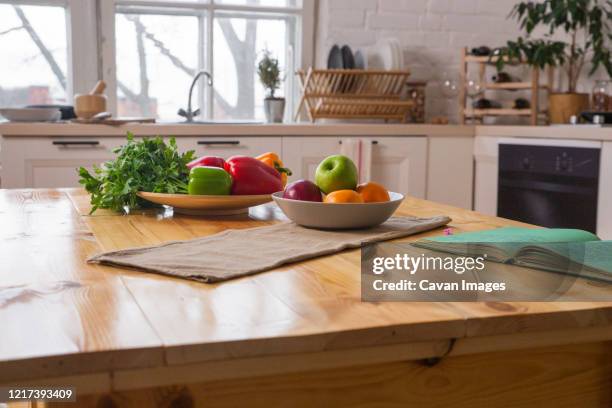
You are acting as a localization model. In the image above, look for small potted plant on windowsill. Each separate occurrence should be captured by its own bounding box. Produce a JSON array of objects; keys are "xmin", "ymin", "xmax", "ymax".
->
[
  {"xmin": 257, "ymin": 50, "xmax": 284, "ymax": 123},
  {"xmin": 496, "ymin": 0, "xmax": 612, "ymax": 123}
]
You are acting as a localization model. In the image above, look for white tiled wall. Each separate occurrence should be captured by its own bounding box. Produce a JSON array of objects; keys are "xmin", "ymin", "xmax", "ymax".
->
[{"xmin": 315, "ymin": 0, "xmax": 606, "ymax": 123}]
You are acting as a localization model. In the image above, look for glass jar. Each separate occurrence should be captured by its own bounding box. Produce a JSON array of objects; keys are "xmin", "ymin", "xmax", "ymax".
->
[{"xmin": 591, "ymin": 80, "xmax": 610, "ymax": 112}]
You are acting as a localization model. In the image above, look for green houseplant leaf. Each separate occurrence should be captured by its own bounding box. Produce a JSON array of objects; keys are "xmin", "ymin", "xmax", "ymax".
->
[
  {"xmin": 495, "ymin": 0, "xmax": 612, "ymax": 93},
  {"xmin": 257, "ymin": 49, "xmax": 282, "ymax": 98}
]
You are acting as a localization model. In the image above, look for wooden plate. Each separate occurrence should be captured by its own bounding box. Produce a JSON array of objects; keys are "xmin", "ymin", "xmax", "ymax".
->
[{"xmin": 137, "ymin": 192, "xmax": 272, "ymax": 216}]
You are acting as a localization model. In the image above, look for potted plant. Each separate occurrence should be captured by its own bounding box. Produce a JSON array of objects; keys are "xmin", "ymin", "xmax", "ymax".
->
[
  {"xmin": 496, "ymin": 0, "xmax": 612, "ymax": 123},
  {"xmin": 257, "ymin": 50, "xmax": 284, "ymax": 123}
]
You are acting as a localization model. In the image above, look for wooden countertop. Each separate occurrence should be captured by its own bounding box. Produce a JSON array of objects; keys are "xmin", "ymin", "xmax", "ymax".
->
[
  {"xmin": 0, "ymin": 122, "xmax": 473, "ymax": 137},
  {"xmin": 2, "ymin": 122, "xmax": 612, "ymax": 141},
  {"xmin": 1, "ymin": 188, "xmax": 611, "ymax": 393}
]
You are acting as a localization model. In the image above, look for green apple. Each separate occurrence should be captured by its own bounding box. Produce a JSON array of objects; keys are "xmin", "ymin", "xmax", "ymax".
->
[{"xmin": 315, "ymin": 155, "xmax": 358, "ymax": 194}]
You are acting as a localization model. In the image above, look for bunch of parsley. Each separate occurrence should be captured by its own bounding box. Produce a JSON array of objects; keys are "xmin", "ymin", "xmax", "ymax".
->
[{"xmin": 78, "ymin": 133, "xmax": 195, "ymax": 214}]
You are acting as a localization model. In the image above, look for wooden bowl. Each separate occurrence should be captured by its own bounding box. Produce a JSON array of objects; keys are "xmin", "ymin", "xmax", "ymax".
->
[
  {"xmin": 137, "ymin": 192, "xmax": 273, "ymax": 215},
  {"xmin": 74, "ymin": 94, "xmax": 106, "ymax": 119}
]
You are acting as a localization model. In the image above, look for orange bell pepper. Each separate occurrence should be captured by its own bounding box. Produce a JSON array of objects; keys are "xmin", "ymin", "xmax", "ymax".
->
[{"xmin": 256, "ymin": 152, "xmax": 292, "ymax": 187}]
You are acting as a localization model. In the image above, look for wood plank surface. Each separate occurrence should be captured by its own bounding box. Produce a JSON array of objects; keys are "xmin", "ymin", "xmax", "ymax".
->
[
  {"xmin": 1, "ymin": 188, "xmax": 611, "ymax": 387},
  {"xmin": 50, "ymin": 341, "xmax": 612, "ymax": 408},
  {"xmin": 0, "ymin": 190, "xmax": 164, "ymax": 383}
]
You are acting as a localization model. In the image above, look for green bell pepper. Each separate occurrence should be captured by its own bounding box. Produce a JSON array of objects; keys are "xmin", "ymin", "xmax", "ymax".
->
[{"xmin": 188, "ymin": 166, "xmax": 232, "ymax": 195}]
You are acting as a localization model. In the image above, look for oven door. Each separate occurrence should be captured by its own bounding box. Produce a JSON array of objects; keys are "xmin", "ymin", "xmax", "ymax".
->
[{"xmin": 498, "ymin": 143, "xmax": 600, "ymax": 233}]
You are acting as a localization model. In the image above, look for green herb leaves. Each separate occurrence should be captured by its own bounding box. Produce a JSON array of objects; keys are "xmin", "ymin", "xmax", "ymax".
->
[{"xmin": 78, "ymin": 133, "xmax": 195, "ymax": 214}]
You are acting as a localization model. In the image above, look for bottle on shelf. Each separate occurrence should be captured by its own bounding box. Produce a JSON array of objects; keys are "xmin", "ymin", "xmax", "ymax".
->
[
  {"xmin": 513, "ymin": 98, "xmax": 530, "ymax": 109},
  {"xmin": 472, "ymin": 98, "xmax": 501, "ymax": 109},
  {"xmin": 491, "ymin": 72, "xmax": 517, "ymax": 83}
]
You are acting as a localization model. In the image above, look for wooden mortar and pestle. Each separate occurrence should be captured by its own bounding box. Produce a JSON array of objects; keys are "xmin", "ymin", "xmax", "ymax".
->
[{"xmin": 74, "ymin": 80, "xmax": 107, "ymax": 119}]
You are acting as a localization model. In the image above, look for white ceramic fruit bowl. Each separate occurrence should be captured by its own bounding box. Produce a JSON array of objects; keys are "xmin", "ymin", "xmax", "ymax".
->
[{"xmin": 272, "ymin": 191, "xmax": 404, "ymax": 230}]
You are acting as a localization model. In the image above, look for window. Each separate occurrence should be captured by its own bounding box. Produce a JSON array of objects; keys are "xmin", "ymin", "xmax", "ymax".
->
[
  {"xmin": 110, "ymin": 0, "xmax": 306, "ymax": 121},
  {"xmin": 0, "ymin": 0, "xmax": 312, "ymax": 120},
  {"xmin": 0, "ymin": 2, "xmax": 69, "ymax": 106}
]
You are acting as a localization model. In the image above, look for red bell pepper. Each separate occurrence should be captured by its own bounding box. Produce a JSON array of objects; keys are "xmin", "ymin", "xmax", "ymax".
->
[
  {"xmin": 187, "ymin": 156, "xmax": 226, "ymax": 170},
  {"xmin": 224, "ymin": 156, "xmax": 283, "ymax": 195}
]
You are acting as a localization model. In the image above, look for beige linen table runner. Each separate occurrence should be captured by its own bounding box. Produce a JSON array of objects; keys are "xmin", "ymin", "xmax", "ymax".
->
[{"xmin": 89, "ymin": 216, "xmax": 450, "ymax": 283}]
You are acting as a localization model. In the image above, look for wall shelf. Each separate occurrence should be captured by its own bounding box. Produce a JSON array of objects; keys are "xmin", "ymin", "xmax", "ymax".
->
[{"xmin": 459, "ymin": 47, "xmax": 552, "ymax": 125}]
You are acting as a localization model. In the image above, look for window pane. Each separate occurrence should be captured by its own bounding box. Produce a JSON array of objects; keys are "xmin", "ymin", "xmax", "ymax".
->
[
  {"xmin": 215, "ymin": 0, "xmax": 301, "ymax": 7},
  {"xmin": 115, "ymin": 12, "xmax": 201, "ymax": 119},
  {"xmin": 213, "ymin": 15, "xmax": 292, "ymax": 120},
  {"xmin": 0, "ymin": 5, "xmax": 68, "ymax": 107}
]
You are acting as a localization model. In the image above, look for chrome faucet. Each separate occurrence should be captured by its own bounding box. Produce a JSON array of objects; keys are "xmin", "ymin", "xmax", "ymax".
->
[{"xmin": 178, "ymin": 70, "xmax": 213, "ymax": 122}]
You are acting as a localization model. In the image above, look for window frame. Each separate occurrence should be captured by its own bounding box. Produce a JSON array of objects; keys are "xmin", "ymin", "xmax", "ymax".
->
[
  {"xmin": 98, "ymin": 0, "xmax": 315, "ymax": 120},
  {"xmin": 0, "ymin": 0, "xmax": 98, "ymax": 103},
  {"xmin": 1, "ymin": 0, "xmax": 314, "ymax": 119}
]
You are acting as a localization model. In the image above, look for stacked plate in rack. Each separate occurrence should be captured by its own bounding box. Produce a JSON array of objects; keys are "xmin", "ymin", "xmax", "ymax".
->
[
  {"xmin": 326, "ymin": 38, "xmax": 404, "ymax": 71},
  {"xmin": 358, "ymin": 38, "xmax": 404, "ymax": 70}
]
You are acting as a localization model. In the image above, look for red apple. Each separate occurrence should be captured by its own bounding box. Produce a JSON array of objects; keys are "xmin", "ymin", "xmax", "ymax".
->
[
  {"xmin": 187, "ymin": 156, "xmax": 226, "ymax": 170},
  {"xmin": 283, "ymin": 179, "xmax": 323, "ymax": 202}
]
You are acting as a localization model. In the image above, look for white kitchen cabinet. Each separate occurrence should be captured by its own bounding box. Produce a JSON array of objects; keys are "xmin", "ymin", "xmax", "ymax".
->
[
  {"xmin": 0, "ymin": 136, "xmax": 127, "ymax": 188},
  {"xmin": 282, "ymin": 136, "xmax": 427, "ymax": 198},
  {"xmin": 281, "ymin": 137, "xmax": 341, "ymax": 182},
  {"xmin": 363, "ymin": 136, "xmax": 427, "ymax": 198},
  {"xmin": 175, "ymin": 137, "xmax": 281, "ymax": 160},
  {"xmin": 473, "ymin": 136, "xmax": 500, "ymax": 216},
  {"xmin": 427, "ymin": 135, "xmax": 474, "ymax": 209}
]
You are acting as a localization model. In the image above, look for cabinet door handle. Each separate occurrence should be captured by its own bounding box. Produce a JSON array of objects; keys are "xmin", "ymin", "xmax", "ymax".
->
[
  {"xmin": 197, "ymin": 140, "xmax": 240, "ymax": 146},
  {"xmin": 338, "ymin": 140, "xmax": 378, "ymax": 145},
  {"xmin": 52, "ymin": 140, "xmax": 100, "ymax": 146}
]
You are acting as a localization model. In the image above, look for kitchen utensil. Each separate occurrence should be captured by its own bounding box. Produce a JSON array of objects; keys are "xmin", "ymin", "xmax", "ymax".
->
[
  {"xmin": 72, "ymin": 116, "xmax": 156, "ymax": 125},
  {"xmin": 91, "ymin": 111, "xmax": 112, "ymax": 121},
  {"xmin": 136, "ymin": 192, "xmax": 272, "ymax": 215},
  {"xmin": 0, "ymin": 107, "xmax": 61, "ymax": 122},
  {"xmin": 74, "ymin": 80, "xmax": 107, "ymax": 119},
  {"xmin": 341, "ymin": 45, "xmax": 355, "ymax": 69},
  {"xmin": 26, "ymin": 104, "xmax": 75, "ymax": 120},
  {"xmin": 327, "ymin": 45, "xmax": 343, "ymax": 69},
  {"xmin": 272, "ymin": 191, "xmax": 405, "ymax": 229}
]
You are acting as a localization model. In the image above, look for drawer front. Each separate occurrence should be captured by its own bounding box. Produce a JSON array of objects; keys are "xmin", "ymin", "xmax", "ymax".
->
[
  {"xmin": 175, "ymin": 137, "xmax": 282, "ymax": 160},
  {"xmin": 1, "ymin": 137, "xmax": 126, "ymax": 188}
]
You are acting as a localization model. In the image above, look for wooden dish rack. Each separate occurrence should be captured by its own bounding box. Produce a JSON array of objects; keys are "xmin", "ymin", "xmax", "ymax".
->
[{"xmin": 295, "ymin": 68, "xmax": 413, "ymax": 122}]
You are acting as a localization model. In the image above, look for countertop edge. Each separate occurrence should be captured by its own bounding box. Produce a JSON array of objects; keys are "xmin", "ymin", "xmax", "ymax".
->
[{"xmin": 0, "ymin": 123, "xmax": 474, "ymax": 137}]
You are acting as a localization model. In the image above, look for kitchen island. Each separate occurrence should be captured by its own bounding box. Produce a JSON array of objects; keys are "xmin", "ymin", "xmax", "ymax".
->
[{"xmin": 1, "ymin": 188, "xmax": 611, "ymax": 407}]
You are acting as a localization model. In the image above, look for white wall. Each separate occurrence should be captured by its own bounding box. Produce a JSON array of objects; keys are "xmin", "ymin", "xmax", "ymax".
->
[{"xmin": 315, "ymin": 0, "xmax": 607, "ymax": 123}]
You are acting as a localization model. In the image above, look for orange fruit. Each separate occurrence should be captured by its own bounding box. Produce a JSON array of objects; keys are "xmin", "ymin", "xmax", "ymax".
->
[
  {"xmin": 324, "ymin": 189, "xmax": 364, "ymax": 203},
  {"xmin": 356, "ymin": 182, "xmax": 390, "ymax": 203}
]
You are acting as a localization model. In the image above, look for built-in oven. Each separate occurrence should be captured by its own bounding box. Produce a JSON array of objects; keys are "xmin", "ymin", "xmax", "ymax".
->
[{"xmin": 497, "ymin": 142, "xmax": 601, "ymax": 233}]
